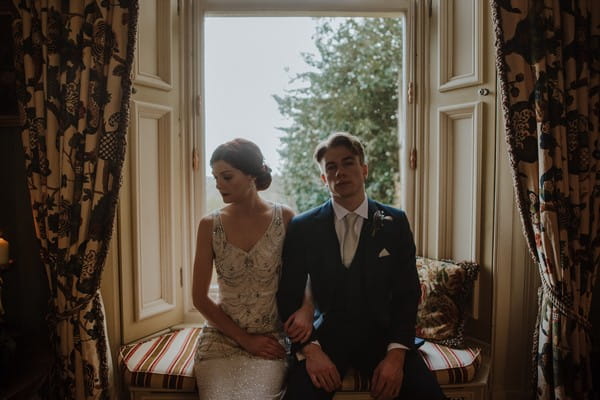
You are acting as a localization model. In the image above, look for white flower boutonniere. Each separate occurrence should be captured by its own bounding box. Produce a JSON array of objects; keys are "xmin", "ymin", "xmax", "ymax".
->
[{"xmin": 371, "ymin": 210, "xmax": 393, "ymax": 237}]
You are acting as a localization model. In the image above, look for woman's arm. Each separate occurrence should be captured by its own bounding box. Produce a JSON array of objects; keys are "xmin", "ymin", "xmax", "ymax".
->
[
  {"xmin": 280, "ymin": 205, "xmax": 314, "ymax": 343},
  {"xmin": 192, "ymin": 216, "xmax": 285, "ymax": 359},
  {"xmin": 283, "ymin": 276, "xmax": 315, "ymax": 343}
]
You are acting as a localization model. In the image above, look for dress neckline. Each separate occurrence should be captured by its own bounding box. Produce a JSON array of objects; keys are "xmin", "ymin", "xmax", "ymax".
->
[{"xmin": 217, "ymin": 204, "xmax": 278, "ymax": 255}]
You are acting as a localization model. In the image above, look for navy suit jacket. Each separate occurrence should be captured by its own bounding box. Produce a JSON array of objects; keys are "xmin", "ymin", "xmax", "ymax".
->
[{"xmin": 277, "ymin": 198, "xmax": 420, "ymax": 350}]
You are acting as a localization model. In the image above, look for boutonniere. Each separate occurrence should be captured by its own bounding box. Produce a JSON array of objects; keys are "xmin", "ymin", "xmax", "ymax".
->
[{"xmin": 371, "ymin": 210, "xmax": 393, "ymax": 237}]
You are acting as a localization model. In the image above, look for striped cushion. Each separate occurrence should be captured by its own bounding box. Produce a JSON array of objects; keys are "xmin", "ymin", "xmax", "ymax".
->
[
  {"xmin": 419, "ymin": 341, "xmax": 481, "ymax": 385},
  {"xmin": 119, "ymin": 327, "xmax": 202, "ymax": 391},
  {"xmin": 340, "ymin": 369, "xmax": 372, "ymax": 392},
  {"xmin": 338, "ymin": 341, "xmax": 481, "ymax": 391},
  {"xmin": 119, "ymin": 328, "xmax": 480, "ymax": 391}
]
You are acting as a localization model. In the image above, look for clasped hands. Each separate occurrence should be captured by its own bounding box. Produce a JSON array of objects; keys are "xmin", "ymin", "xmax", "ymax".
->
[
  {"xmin": 238, "ymin": 302, "xmax": 404, "ymax": 399},
  {"xmin": 238, "ymin": 302, "xmax": 314, "ymax": 360},
  {"xmin": 303, "ymin": 344, "xmax": 406, "ymax": 400}
]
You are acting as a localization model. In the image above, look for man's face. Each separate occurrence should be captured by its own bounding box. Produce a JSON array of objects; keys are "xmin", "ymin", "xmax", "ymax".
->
[{"xmin": 320, "ymin": 145, "xmax": 368, "ymax": 200}]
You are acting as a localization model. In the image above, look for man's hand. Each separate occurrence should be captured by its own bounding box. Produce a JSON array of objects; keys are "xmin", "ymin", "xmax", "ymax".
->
[
  {"xmin": 283, "ymin": 305, "xmax": 314, "ymax": 343},
  {"xmin": 238, "ymin": 333, "xmax": 286, "ymax": 360},
  {"xmin": 303, "ymin": 343, "xmax": 341, "ymax": 392},
  {"xmin": 370, "ymin": 348, "xmax": 406, "ymax": 400}
]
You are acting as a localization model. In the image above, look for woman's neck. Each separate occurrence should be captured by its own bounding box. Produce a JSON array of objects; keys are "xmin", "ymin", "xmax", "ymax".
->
[{"xmin": 228, "ymin": 193, "xmax": 268, "ymax": 216}]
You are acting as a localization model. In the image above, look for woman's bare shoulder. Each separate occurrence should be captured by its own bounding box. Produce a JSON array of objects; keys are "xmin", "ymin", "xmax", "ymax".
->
[
  {"xmin": 280, "ymin": 204, "xmax": 296, "ymax": 226},
  {"xmin": 197, "ymin": 213, "xmax": 217, "ymax": 234}
]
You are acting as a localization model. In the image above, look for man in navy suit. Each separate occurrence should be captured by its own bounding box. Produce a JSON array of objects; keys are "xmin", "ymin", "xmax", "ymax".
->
[{"xmin": 277, "ymin": 132, "xmax": 444, "ymax": 400}]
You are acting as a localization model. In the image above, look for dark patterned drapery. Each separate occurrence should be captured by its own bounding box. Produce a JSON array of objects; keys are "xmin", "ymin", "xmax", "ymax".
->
[
  {"xmin": 11, "ymin": 0, "xmax": 138, "ymax": 398},
  {"xmin": 492, "ymin": 0, "xmax": 600, "ymax": 399}
]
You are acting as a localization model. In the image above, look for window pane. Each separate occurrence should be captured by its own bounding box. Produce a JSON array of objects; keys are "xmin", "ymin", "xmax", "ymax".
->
[{"xmin": 204, "ymin": 16, "xmax": 405, "ymax": 214}]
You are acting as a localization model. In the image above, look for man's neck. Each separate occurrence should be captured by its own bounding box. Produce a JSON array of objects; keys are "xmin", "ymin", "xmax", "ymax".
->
[{"xmin": 332, "ymin": 193, "xmax": 366, "ymax": 212}]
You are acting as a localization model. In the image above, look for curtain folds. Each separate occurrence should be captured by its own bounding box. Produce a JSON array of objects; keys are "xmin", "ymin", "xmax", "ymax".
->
[
  {"xmin": 492, "ymin": 0, "xmax": 600, "ymax": 399},
  {"xmin": 11, "ymin": 1, "xmax": 138, "ymax": 398}
]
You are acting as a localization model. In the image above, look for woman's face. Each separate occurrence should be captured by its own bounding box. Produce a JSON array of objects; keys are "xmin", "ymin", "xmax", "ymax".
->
[{"xmin": 211, "ymin": 160, "xmax": 256, "ymax": 203}]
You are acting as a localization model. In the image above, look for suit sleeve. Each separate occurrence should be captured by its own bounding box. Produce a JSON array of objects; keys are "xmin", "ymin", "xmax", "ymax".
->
[
  {"xmin": 388, "ymin": 212, "xmax": 420, "ymax": 348},
  {"xmin": 277, "ymin": 217, "xmax": 308, "ymax": 330}
]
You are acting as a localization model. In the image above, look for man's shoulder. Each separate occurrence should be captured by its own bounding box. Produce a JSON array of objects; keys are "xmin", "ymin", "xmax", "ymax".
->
[{"xmin": 290, "ymin": 202, "xmax": 330, "ymax": 226}]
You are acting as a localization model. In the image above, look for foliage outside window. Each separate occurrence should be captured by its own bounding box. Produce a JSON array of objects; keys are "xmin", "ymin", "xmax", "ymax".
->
[{"xmin": 276, "ymin": 17, "xmax": 404, "ymax": 212}]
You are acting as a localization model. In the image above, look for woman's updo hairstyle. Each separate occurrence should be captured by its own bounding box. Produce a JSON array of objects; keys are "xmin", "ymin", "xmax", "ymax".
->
[{"xmin": 210, "ymin": 138, "xmax": 272, "ymax": 191}]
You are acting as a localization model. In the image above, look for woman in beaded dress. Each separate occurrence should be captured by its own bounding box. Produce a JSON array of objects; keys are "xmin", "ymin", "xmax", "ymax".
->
[{"xmin": 192, "ymin": 138, "xmax": 313, "ymax": 400}]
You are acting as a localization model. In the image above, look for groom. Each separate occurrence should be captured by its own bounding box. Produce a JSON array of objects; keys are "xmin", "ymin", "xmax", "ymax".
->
[{"xmin": 277, "ymin": 133, "xmax": 444, "ymax": 400}]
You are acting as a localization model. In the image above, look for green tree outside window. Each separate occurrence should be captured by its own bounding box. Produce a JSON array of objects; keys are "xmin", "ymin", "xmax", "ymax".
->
[{"xmin": 276, "ymin": 17, "xmax": 404, "ymax": 212}]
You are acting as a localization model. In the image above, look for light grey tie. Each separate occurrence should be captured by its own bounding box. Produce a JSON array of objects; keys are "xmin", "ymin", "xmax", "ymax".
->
[{"xmin": 342, "ymin": 213, "xmax": 359, "ymax": 267}]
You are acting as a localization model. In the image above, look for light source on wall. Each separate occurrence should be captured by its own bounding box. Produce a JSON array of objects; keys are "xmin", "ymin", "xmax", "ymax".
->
[
  {"xmin": 0, "ymin": 230, "xmax": 15, "ymax": 374},
  {"xmin": 0, "ymin": 235, "xmax": 9, "ymax": 266},
  {"xmin": 0, "ymin": 231, "xmax": 13, "ymax": 320}
]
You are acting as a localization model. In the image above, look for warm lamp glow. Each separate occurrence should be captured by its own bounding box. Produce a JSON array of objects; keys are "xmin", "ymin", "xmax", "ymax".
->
[{"xmin": 0, "ymin": 238, "xmax": 9, "ymax": 265}]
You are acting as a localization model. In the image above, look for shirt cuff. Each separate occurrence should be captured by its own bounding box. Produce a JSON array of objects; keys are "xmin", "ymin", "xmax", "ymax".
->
[
  {"xmin": 387, "ymin": 342, "xmax": 409, "ymax": 351},
  {"xmin": 296, "ymin": 340, "xmax": 321, "ymax": 361}
]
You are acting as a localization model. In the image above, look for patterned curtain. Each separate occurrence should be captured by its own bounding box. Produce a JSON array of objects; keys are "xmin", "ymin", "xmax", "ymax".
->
[
  {"xmin": 11, "ymin": 1, "xmax": 138, "ymax": 398},
  {"xmin": 491, "ymin": 1, "xmax": 599, "ymax": 399}
]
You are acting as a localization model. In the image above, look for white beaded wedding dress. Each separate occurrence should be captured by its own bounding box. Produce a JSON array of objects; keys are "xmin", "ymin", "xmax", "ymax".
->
[{"xmin": 194, "ymin": 204, "xmax": 289, "ymax": 400}]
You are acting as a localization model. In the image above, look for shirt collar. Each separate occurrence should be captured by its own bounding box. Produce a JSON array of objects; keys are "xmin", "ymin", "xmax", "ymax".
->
[{"xmin": 332, "ymin": 194, "xmax": 369, "ymax": 221}]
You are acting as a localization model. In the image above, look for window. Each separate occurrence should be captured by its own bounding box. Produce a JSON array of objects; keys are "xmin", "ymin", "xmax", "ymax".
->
[
  {"xmin": 203, "ymin": 17, "xmax": 317, "ymax": 212},
  {"xmin": 203, "ymin": 15, "xmax": 407, "ymax": 210}
]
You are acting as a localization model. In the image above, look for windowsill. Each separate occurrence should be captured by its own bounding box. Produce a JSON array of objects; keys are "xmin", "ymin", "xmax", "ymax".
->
[{"xmin": 171, "ymin": 322, "xmax": 204, "ymax": 330}]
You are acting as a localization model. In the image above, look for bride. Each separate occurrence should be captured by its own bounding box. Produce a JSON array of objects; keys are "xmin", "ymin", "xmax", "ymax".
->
[{"xmin": 192, "ymin": 138, "xmax": 313, "ymax": 399}]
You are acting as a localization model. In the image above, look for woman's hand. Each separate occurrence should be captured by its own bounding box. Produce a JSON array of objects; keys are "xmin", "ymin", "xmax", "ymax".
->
[
  {"xmin": 239, "ymin": 333, "xmax": 286, "ymax": 360},
  {"xmin": 283, "ymin": 303, "xmax": 314, "ymax": 343}
]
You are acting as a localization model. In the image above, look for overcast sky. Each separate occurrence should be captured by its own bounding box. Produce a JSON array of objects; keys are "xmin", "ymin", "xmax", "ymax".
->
[{"xmin": 204, "ymin": 17, "xmax": 320, "ymax": 175}]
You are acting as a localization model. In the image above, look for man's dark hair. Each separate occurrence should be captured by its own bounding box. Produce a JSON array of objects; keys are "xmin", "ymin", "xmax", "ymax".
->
[{"xmin": 314, "ymin": 132, "xmax": 366, "ymax": 165}]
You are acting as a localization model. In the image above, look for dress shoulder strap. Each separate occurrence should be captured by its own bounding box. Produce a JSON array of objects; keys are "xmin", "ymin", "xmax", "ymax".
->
[
  {"xmin": 271, "ymin": 203, "xmax": 285, "ymax": 234},
  {"xmin": 274, "ymin": 203, "xmax": 282, "ymax": 219},
  {"xmin": 211, "ymin": 209, "xmax": 226, "ymax": 251}
]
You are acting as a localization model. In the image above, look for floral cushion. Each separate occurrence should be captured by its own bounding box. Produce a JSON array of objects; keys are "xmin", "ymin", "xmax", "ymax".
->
[{"xmin": 415, "ymin": 256, "xmax": 479, "ymax": 348}]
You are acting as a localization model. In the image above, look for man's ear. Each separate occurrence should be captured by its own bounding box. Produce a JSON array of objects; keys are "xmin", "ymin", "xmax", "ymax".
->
[
  {"xmin": 362, "ymin": 163, "xmax": 368, "ymax": 179},
  {"xmin": 320, "ymin": 173, "xmax": 327, "ymax": 184}
]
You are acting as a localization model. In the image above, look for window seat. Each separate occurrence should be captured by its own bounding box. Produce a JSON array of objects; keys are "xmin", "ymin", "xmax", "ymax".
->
[{"xmin": 119, "ymin": 327, "xmax": 489, "ymax": 400}]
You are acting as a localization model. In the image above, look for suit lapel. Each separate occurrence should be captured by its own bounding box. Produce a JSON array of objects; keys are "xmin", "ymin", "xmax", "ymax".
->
[
  {"xmin": 351, "ymin": 199, "xmax": 379, "ymax": 268},
  {"xmin": 362, "ymin": 200, "xmax": 379, "ymax": 251},
  {"xmin": 316, "ymin": 200, "xmax": 343, "ymax": 265},
  {"xmin": 358, "ymin": 200, "xmax": 385, "ymax": 306}
]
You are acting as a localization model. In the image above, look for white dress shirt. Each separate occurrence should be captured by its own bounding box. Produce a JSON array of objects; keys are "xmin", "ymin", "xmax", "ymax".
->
[{"xmin": 332, "ymin": 196, "xmax": 368, "ymax": 264}]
